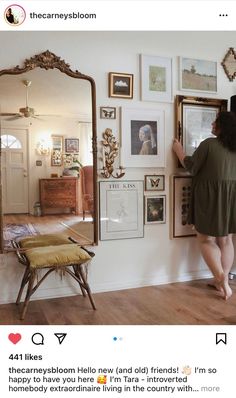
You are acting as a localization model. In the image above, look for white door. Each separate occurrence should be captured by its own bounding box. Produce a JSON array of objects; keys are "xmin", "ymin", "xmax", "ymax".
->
[{"xmin": 1, "ymin": 128, "xmax": 29, "ymax": 213}]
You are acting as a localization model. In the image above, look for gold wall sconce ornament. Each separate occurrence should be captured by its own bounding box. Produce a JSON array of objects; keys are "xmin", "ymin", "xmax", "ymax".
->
[
  {"xmin": 221, "ymin": 47, "xmax": 236, "ymax": 82},
  {"xmin": 100, "ymin": 128, "xmax": 125, "ymax": 179}
]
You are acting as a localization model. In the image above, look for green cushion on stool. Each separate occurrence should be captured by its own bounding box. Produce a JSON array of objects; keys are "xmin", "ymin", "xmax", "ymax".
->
[
  {"xmin": 19, "ymin": 234, "xmax": 72, "ymax": 249},
  {"xmin": 25, "ymin": 244, "xmax": 92, "ymax": 269}
]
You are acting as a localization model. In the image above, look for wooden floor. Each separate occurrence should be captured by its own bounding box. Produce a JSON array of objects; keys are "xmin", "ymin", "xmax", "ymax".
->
[
  {"xmin": 0, "ymin": 279, "xmax": 236, "ymax": 325},
  {"xmin": 2, "ymin": 214, "xmax": 236, "ymax": 325}
]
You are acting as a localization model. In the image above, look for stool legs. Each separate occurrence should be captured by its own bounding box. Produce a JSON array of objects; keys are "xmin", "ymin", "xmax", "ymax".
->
[
  {"xmin": 20, "ymin": 270, "xmax": 36, "ymax": 320},
  {"xmin": 77, "ymin": 264, "xmax": 96, "ymax": 310},
  {"xmin": 16, "ymin": 266, "xmax": 30, "ymax": 305},
  {"xmin": 17, "ymin": 264, "xmax": 96, "ymax": 319}
]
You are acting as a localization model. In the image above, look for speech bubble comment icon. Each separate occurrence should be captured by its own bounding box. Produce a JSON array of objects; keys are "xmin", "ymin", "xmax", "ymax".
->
[{"xmin": 31, "ymin": 333, "xmax": 44, "ymax": 345}]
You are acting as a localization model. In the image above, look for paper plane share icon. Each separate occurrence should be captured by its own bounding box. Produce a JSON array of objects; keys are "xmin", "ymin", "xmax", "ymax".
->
[{"xmin": 54, "ymin": 333, "xmax": 67, "ymax": 344}]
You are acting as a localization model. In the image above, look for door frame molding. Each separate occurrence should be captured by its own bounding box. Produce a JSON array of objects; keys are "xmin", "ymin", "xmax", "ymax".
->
[{"xmin": 1, "ymin": 125, "xmax": 30, "ymax": 214}]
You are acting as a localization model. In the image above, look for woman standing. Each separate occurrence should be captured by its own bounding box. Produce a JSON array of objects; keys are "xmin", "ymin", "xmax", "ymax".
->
[{"xmin": 173, "ymin": 111, "xmax": 236, "ymax": 300}]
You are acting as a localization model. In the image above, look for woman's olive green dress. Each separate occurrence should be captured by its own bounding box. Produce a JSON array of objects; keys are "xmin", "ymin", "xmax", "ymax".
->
[{"xmin": 184, "ymin": 137, "xmax": 236, "ymax": 237}]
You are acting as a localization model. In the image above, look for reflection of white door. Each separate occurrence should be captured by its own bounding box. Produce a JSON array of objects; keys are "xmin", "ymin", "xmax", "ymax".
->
[{"xmin": 1, "ymin": 129, "xmax": 29, "ymax": 213}]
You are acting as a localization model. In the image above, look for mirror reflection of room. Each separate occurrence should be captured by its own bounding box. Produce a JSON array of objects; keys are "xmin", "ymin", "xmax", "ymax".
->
[{"xmin": 0, "ymin": 66, "xmax": 95, "ymax": 251}]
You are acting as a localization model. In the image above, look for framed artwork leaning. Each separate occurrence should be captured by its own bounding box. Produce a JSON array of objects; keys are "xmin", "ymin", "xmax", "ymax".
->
[
  {"xmin": 175, "ymin": 95, "xmax": 227, "ymax": 157},
  {"xmin": 172, "ymin": 175, "xmax": 196, "ymax": 238},
  {"xmin": 99, "ymin": 180, "xmax": 144, "ymax": 240},
  {"xmin": 121, "ymin": 107, "xmax": 165, "ymax": 167}
]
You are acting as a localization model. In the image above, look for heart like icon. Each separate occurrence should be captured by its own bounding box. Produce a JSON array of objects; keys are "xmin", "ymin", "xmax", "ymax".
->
[{"xmin": 8, "ymin": 333, "xmax": 22, "ymax": 344}]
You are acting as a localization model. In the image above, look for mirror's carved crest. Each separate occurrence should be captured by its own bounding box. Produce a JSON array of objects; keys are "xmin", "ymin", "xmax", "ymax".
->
[
  {"xmin": 0, "ymin": 50, "xmax": 92, "ymax": 81},
  {"xmin": 25, "ymin": 50, "xmax": 71, "ymax": 71}
]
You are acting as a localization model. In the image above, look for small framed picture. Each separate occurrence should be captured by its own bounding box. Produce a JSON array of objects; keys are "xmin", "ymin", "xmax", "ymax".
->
[
  {"xmin": 100, "ymin": 106, "xmax": 116, "ymax": 119},
  {"xmin": 51, "ymin": 135, "xmax": 63, "ymax": 166},
  {"xmin": 65, "ymin": 138, "xmax": 79, "ymax": 153},
  {"xmin": 109, "ymin": 72, "xmax": 133, "ymax": 99},
  {"xmin": 145, "ymin": 195, "xmax": 166, "ymax": 224},
  {"xmin": 145, "ymin": 175, "xmax": 165, "ymax": 191}
]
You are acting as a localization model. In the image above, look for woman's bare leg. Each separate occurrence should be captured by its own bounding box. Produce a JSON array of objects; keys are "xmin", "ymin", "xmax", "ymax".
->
[
  {"xmin": 216, "ymin": 235, "xmax": 233, "ymax": 299},
  {"xmin": 197, "ymin": 233, "xmax": 232, "ymax": 300}
]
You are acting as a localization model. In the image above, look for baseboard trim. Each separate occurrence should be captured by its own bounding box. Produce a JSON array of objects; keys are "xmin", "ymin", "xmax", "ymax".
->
[{"xmin": 0, "ymin": 270, "xmax": 212, "ymax": 305}]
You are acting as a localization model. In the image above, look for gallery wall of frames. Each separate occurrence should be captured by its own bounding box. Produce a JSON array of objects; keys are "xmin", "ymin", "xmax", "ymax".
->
[{"xmin": 99, "ymin": 50, "xmax": 230, "ymax": 240}]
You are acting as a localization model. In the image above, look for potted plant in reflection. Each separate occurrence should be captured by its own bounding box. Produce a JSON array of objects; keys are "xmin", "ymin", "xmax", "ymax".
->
[{"xmin": 63, "ymin": 154, "xmax": 83, "ymax": 177}]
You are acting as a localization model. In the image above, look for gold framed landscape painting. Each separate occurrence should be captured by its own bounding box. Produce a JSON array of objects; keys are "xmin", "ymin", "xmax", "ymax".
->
[{"xmin": 179, "ymin": 57, "xmax": 217, "ymax": 93}]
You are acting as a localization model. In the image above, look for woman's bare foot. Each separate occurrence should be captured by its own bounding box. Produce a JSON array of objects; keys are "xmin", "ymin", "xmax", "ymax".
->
[
  {"xmin": 207, "ymin": 278, "xmax": 224, "ymax": 293},
  {"xmin": 218, "ymin": 275, "xmax": 232, "ymax": 300}
]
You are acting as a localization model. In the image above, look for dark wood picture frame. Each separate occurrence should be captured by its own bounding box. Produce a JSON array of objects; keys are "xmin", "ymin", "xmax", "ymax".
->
[
  {"xmin": 65, "ymin": 138, "xmax": 79, "ymax": 153},
  {"xmin": 172, "ymin": 175, "xmax": 196, "ymax": 238},
  {"xmin": 109, "ymin": 72, "xmax": 133, "ymax": 99},
  {"xmin": 145, "ymin": 194, "xmax": 166, "ymax": 224}
]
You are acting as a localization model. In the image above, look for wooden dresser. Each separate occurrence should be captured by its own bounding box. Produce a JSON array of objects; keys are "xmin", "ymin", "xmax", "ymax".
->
[{"xmin": 39, "ymin": 177, "xmax": 79, "ymax": 215}]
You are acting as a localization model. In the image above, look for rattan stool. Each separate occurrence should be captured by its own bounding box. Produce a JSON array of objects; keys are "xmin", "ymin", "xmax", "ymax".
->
[{"xmin": 12, "ymin": 235, "xmax": 96, "ymax": 320}]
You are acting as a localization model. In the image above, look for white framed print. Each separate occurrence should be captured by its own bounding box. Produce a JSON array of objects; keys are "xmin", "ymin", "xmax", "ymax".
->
[
  {"xmin": 99, "ymin": 180, "xmax": 144, "ymax": 240},
  {"xmin": 121, "ymin": 108, "xmax": 165, "ymax": 168},
  {"xmin": 179, "ymin": 57, "xmax": 217, "ymax": 93},
  {"xmin": 140, "ymin": 54, "xmax": 172, "ymax": 102},
  {"xmin": 145, "ymin": 195, "xmax": 166, "ymax": 224}
]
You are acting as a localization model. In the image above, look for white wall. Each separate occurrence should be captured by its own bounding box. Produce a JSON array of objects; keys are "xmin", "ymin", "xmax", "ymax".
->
[{"xmin": 1, "ymin": 31, "xmax": 236, "ymax": 304}]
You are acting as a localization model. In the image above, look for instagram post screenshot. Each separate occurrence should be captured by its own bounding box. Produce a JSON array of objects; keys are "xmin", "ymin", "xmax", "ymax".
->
[{"xmin": 0, "ymin": 0, "xmax": 236, "ymax": 396}]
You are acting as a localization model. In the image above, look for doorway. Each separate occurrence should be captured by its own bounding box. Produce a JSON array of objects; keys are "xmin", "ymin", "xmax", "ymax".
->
[{"xmin": 1, "ymin": 128, "xmax": 29, "ymax": 214}]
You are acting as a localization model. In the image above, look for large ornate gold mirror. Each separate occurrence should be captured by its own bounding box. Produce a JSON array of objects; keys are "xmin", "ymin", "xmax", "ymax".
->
[{"xmin": 0, "ymin": 50, "xmax": 98, "ymax": 252}]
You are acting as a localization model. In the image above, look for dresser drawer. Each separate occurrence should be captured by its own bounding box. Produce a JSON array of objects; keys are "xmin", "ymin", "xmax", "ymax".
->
[{"xmin": 39, "ymin": 178, "xmax": 79, "ymax": 215}]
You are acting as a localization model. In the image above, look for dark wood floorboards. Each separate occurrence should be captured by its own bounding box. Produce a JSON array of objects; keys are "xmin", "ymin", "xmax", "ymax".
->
[{"xmin": 0, "ymin": 279, "xmax": 236, "ymax": 325}]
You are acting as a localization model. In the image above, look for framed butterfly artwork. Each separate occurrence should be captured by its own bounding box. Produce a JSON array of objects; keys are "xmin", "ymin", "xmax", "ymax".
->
[
  {"xmin": 145, "ymin": 174, "xmax": 165, "ymax": 191},
  {"xmin": 100, "ymin": 106, "xmax": 116, "ymax": 119}
]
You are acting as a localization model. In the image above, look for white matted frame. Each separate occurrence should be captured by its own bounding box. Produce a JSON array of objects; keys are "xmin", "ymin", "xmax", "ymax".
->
[
  {"xmin": 179, "ymin": 57, "xmax": 217, "ymax": 93},
  {"xmin": 145, "ymin": 195, "xmax": 166, "ymax": 225},
  {"xmin": 99, "ymin": 180, "xmax": 144, "ymax": 240},
  {"xmin": 121, "ymin": 108, "xmax": 165, "ymax": 167},
  {"xmin": 140, "ymin": 55, "xmax": 172, "ymax": 102},
  {"xmin": 172, "ymin": 175, "xmax": 196, "ymax": 238}
]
